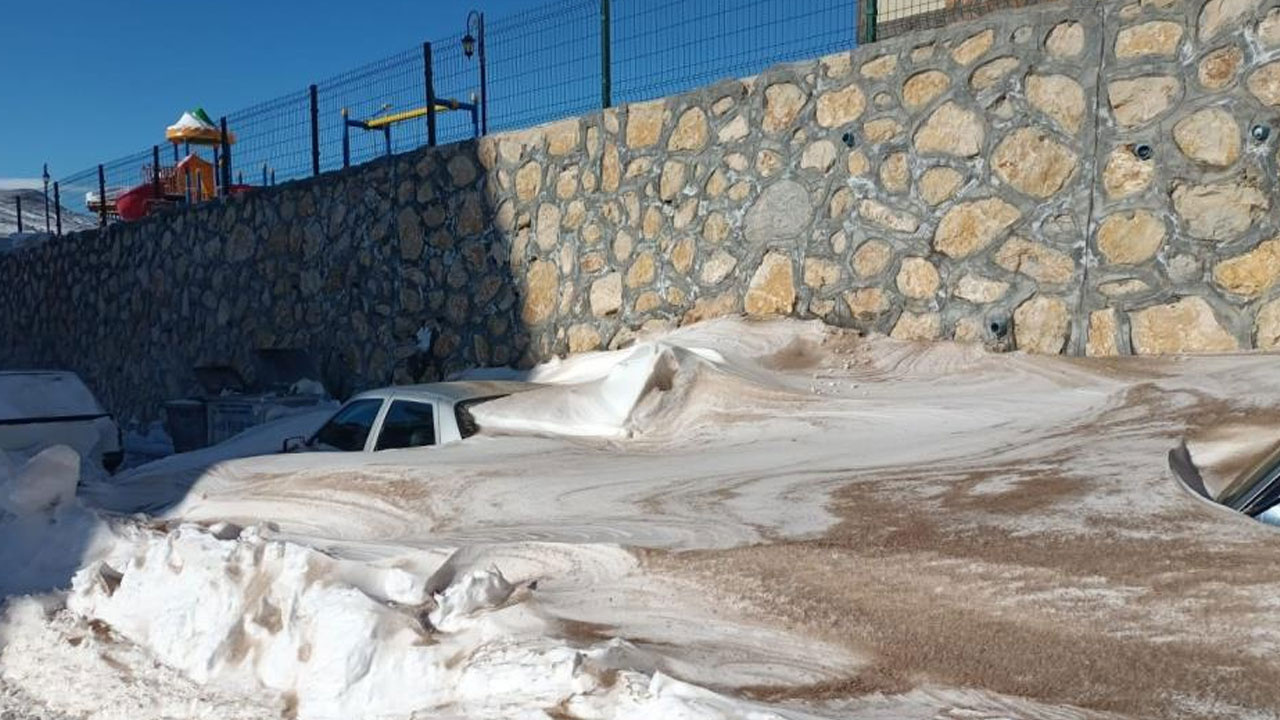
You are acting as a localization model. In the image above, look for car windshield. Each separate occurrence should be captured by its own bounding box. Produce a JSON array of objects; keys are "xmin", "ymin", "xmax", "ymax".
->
[{"xmin": 312, "ymin": 399, "xmax": 383, "ymax": 451}]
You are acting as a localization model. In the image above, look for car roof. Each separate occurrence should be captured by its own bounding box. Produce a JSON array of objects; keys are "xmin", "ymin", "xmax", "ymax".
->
[
  {"xmin": 347, "ymin": 380, "xmax": 537, "ymax": 405},
  {"xmin": 0, "ymin": 370, "xmax": 82, "ymax": 377}
]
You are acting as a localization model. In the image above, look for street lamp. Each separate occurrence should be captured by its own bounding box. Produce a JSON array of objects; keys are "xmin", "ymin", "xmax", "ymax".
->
[
  {"xmin": 462, "ymin": 26, "xmax": 475, "ymax": 58},
  {"xmin": 463, "ymin": 10, "xmax": 487, "ymax": 135},
  {"xmin": 42, "ymin": 164, "xmax": 50, "ymax": 233}
]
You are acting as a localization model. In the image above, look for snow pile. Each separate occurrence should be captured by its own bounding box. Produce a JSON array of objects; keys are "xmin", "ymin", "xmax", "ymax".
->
[
  {"xmin": 1, "ymin": 444, "xmax": 79, "ymax": 514},
  {"xmin": 427, "ymin": 567, "xmax": 515, "ymax": 632},
  {"xmin": 289, "ymin": 378, "xmax": 327, "ymax": 398},
  {"xmin": 122, "ymin": 420, "xmax": 175, "ymax": 463},
  {"xmin": 467, "ymin": 317, "xmax": 826, "ymax": 439},
  {"xmin": 82, "ymin": 407, "xmax": 335, "ymax": 514},
  {"xmin": 0, "ymin": 445, "xmax": 114, "ymax": 596},
  {"xmin": 65, "ymin": 521, "xmax": 819, "ymax": 719}
]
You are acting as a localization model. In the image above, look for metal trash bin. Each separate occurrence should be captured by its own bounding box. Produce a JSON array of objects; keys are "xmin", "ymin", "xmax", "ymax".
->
[
  {"xmin": 163, "ymin": 399, "xmax": 208, "ymax": 453},
  {"xmin": 161, "ymin": 350, "xmax": 329, "ymax": 452}
]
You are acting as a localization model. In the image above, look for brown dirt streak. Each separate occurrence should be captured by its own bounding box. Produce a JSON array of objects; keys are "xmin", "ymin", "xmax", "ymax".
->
[{"xmin": 642, "ymin": 383, "xmax": 1280, "ymax": 718}]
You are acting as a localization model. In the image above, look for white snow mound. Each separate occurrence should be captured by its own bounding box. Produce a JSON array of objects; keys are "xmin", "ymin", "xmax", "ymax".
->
[
  {"xmin": 65, "ymin": 521, "xmax": 824, "ymax": 719},
  {"xmin": 0, "ymin": 445, "xmax": 115, "ymax": 596},
  {"xmin": 468, "ymin": 317, "xmax": 827, "ymax": 439}
]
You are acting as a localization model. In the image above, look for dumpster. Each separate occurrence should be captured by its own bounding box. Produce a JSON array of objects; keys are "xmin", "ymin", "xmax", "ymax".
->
[
  {"xmin": 163, "ymin": 399, "xmax": 208, "ymax": 454},
  {"xmin": 162, "ymin": 350, "xmax": 329, "ymax": 452}
]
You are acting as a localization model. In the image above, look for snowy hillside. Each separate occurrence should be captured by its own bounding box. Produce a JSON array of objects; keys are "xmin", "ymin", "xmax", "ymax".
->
[{"xmin": 0, "ymin": 189, "xmax": 96, "ymax": 242}]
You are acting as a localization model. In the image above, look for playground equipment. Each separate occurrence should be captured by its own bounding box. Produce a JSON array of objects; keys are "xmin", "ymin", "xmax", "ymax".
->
[
  {"xmin": 341, "ymin": 96, "xmax": 478, "ymax": 168},
  {"xmin": 85, "ymin": 187, "xmax": 125, "ymax": 218},
  {"xmin": 97, "ymin": 108, "xmax": 253, "ymax": 222},
  {"xmin": 165, "ymin": 108, "xmax": 237, "ymax": 145},
  {"xmin": 114, "ymin": 155, "xmax": 219, "ymax": 221}
]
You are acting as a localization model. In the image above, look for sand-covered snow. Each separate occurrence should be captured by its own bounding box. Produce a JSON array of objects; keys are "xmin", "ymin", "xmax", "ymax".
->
[{"xmin": 4, "ymin": 317, "xmax": 1280, "ymax": 718}]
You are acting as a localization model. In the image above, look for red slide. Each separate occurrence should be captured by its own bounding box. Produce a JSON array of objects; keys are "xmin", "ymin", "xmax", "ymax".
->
[{"xmin": 116, "ymin": 183, "xmax": 161, "ymax": 222}]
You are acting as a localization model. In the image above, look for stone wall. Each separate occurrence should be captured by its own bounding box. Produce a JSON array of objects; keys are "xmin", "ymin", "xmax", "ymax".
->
[
  {"xmin": 1086, "ymin": 0, "xmax": 1280, "ymax": 354},
  {"xmin": 4, "ymin": 0, "xmax": 1280, "ymax": 422}
]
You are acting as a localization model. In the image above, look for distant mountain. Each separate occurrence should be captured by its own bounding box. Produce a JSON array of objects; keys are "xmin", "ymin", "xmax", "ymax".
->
[{"xmin": 0, "ymin": 188, "xmax": 97, "ymax": 244}]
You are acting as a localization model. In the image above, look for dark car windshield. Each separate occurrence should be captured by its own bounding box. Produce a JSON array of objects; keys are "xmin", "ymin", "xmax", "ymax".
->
[{"xmin": 312, "ymin": 399, "xmax": 383, "ymax": 451}]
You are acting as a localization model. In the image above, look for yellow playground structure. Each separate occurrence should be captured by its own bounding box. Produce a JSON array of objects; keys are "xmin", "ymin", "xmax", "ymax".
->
[{"xmin": 341, "ymin": 96, "xmax": 478, "ymax": 167}]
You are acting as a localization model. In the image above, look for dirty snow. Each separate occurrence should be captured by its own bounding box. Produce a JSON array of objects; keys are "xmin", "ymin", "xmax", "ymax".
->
[{"xmin": 3, "ymin": 317, "xmax": 1280, "ymax": 718}]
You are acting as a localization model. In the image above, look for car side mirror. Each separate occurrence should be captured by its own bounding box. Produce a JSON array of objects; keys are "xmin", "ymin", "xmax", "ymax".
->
[{"xmin": 282, "ymin": 436, "xmax": 307, "ymax": 453}]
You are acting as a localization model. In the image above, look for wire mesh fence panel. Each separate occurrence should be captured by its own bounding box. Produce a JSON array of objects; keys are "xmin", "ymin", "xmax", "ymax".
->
[
  {"xmin": 227, "ymin": 89, "xmax": 314, "ymax": 186},
  {"xmin": 612, "ymin": 0, "xmax": 856, "ymax": 106},
  {"xmin": 35, "ymin": 0, "xmax": 1068, "ymax": 223},
  {"xmin": 430, "ymin": 40, "xmax": 485, "ymax": 147},
  {"xmin": 101, "ymin": 148, "xmax": 159, "ymax": 197},
  {"xmin": 871, "ymin": 0, "xmax": 1035, "ymax": 40},
  {"xmin": 482, "ymin": 0, "xmax": 601, "ymax": 134},
  {"xmin": 315, "ymin": 46, "xmax": 427, "ymax": 174},
  {"xmin": 56, "ymin": 166, "xmax": 104, "ymax": 229}
]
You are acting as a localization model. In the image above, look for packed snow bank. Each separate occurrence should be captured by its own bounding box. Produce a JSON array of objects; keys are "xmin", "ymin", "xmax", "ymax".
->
[
  {"xmin": 0, "ymin": 446, "xmax": 115, "ymax": 596},
  {"xmin": 131, "ymin": 406, "xmax": 336, "ymax": 475},
  {"xmin": 122, "ymin": 421, "xmax": 175, "ymax": 466},
  {"xmin": 466, "ymin": 318, "xmax": 826, "ymax": 439},
  {"xmin": 81, "ymin": 407, "xmax": 335, "ymax": 514},
  {"xmin": 1, "ymin": 445, "xmax": 79, "ymax": 515},
  {"xmin": 66, "ymin": 521, "xmax": 833, "ymax": 719}
]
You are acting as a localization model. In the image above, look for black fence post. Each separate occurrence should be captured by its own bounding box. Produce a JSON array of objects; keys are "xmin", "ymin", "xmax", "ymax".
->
[
  {"xmin": 42, "ymin": 163, "xmax": 50, "ymax": 233},
  {"xmin": 309, "ymin": 84, "xmax": 321, "ymax": 177},
  {"xmin": 53, "ymin": 182, "xmax": 61, "ymax": 236},
  {"xmin": 342, "ymin": 109, "xmax": 351, "ymax": 169},
  {"xmin": 859, "ymin": 0, "xmax": 878, "ymax": 44},
  {"xmin": 600, "ymin": 0, "xmax": 612, "ymax": 108},
  {"xmin": 424, "ymin": 41, "xmax": 437, "ymax": 147},
  {"xmin": 97, "ymin": 164, "xmax": 107, "ymax": 227},
  {"xmin": 220, "ymin": 116, "xmax": 232, "ymax": 194},
  {"xmin": 152, "ymin": 145, "xmax": 162, "ymax": 200},
  {"xmin": 15, "ymin": 195, "xmax": 22, "ymax": 234},
  {"xmin": 479, "ymin": 13, "xmax": 488, "ymax": 135}
]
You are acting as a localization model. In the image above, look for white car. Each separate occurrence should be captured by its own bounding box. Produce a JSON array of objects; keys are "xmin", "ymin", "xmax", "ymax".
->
[
  {"xmin": 283, "ymin": 381, "xmax": 534, "ymax": 453},
  {"xmin": 0, "ymin": 371, "xmax": 123, "ymax": 472}
]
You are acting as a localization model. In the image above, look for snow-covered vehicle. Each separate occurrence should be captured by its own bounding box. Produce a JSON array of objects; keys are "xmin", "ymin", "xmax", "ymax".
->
[
  {"xmin": 1173, "ymin": 438, "xmax": 1280, "ymax": 525},
  {"xmin": 283, "ymin": 381, "xmax": 534, "ymax": 453},
  {"xmin": 0, "ymin": 371, "xmax": 122, "ymax": 472}
]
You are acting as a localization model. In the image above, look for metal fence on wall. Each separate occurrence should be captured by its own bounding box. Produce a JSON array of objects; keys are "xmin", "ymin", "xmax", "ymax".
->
[{"xmin": 33, "ymin": 0, "xmax": 1023, "ymax": 234}]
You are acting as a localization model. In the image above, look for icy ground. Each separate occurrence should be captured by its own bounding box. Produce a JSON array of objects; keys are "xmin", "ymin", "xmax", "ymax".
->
[{"xmin": 4, "ymin": 317, "xmax": 1280, "ymax": 719}]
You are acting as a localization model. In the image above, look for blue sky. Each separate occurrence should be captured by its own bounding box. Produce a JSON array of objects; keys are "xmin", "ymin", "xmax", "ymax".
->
[
  {"xmin": 1, "ymin": 0, "xmax": 855, "ymax": 188},
  {"xmin": 0, "ymin": 0, "xmax": 547, "ymax": 184}
]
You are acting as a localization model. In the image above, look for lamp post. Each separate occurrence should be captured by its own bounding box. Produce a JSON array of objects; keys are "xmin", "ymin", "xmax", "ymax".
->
[
  {"xmin": 463, "ymin": 10, "xmax": 488, "ymax": 136},
  {"xmin": 42, "ymin": 164, "xmax": 51, "ymax": 233}
]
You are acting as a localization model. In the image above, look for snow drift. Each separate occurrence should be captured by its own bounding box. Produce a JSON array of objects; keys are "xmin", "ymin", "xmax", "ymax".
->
[
  {"xmin": 67, "ymin": 520, "xmax": 827, "ymax": 719},
  {"xmin": 0, "ymin": 445, "xmax": 115, "ymax": 596},
  {"xmin": 465, "ymin": 318, "xmax": 827, "ymax": 440}
]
